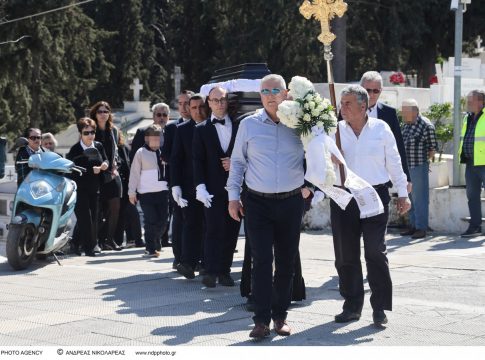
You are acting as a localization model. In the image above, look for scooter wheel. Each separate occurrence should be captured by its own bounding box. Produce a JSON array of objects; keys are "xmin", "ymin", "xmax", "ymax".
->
[{"xmin": 6, "ymin": 224, "xmax": 38, "ymax": 270}]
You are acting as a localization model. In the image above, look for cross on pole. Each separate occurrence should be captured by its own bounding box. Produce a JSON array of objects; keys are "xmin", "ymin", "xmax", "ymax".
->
[
  {"xmin": 130, "ymin": 78, "xmax": 143, "ymax": 101},
  {"xmin": 171, "ymin": 66, "xmax": 184, "ymax": 97},
  {"xmin": 476, "ymin": 35, "xmax": 483, "ymax": 52}
]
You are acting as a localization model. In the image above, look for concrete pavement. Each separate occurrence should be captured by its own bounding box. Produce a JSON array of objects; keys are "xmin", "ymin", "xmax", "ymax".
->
[{"xmin": 0, "ymin": 229, "xmax": 484, "ymax": 346}]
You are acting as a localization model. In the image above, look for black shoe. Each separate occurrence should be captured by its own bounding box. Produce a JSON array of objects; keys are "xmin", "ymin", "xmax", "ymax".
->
[
  {"xmin": 461, "ymin": 227, "xmax": 481, "ymax": 238},
  {"xmin": 172, "ymin": 260, "xmax": 179, "ymax": 270},
  {"xmin": 70, "ymin": 244, "xmax": 82, "ymax": 256},
  {"xmin": 218, "ymin": 273, "xmax": 235, "ymax": 287},
  {"xmin": 202, "ymin": 274, "xmax": 217, "ymax": 288},
  {"xmin": 373, "ymin": 310, "xmax": 388, "ymax": 326},
  {"xmin": 85, "ymin": 251, "xmax": 96, "ymax": 257},
  {"xmin": 161, "ymin": 241, "xmax": 172, "ymax": 248},
  {"xmin": 400, "ymin": 227, "xmax": 416, "ymax": 236},
  {"xmin": 93, "ymin": 245, "xmax": 102, "ymax": 254},
  {"xmin": 176, "ymin": 263, "xmax": 195, "ymax": 279},
  {"xmin": 134, "ymin": 240, "xmax": 145, "ymax": 248},
  {"xmin": 107, "ymin": 239, "xmax": 122, "ymax": 251},
  {"xmin": 411, "ymin": 229, "xmax": 426, "ymax": 239},
  {"xmin": 335, "ymin": 310, "xmax": 361, "ymax": 323}
]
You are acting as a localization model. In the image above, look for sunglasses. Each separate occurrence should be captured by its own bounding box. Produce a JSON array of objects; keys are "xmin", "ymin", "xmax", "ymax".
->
[
  {"xmin": 82, "ymin": 130, "xmax": 96, "ymax": 136},
  {"xmin": 29, "ymin": 136, "xmax": 41, "ymax": 141},
  {"xmin": 260, "ymin": 88, "xmax": 282, "ymax": 96},
  {"xmin": 96, "ymin": 110, "xmax": 110, "ymax": 114},
  {"xmin": 366, "ymin": 88, "xmax": 381, "ymax": 94},
  {"xmin": 155, "ymin": 113, "xmax": 169, "ymax": 117}
]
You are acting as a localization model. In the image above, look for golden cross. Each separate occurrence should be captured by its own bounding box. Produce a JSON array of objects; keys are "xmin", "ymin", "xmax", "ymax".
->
[{"xmin": 299, "ymin": 0, "xmax": 348, "ymax": 45}]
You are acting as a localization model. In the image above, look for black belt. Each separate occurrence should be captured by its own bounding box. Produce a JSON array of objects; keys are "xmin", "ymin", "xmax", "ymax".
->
[
  {"xmin": 373, "ymin": 183, "xmax": 388, "ymax": 190},
  {"xmin": 247, "ymin": 187, "xmax": 301, "ymax": 200}
]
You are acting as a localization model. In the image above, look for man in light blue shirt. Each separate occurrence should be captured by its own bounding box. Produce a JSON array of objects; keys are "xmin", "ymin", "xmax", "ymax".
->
[{"xmin": 227, "ymin": 74, "xmax": 311, "ymax": 339}]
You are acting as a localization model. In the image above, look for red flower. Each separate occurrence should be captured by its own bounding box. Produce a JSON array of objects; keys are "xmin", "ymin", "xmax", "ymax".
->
[
  {"xmin": 389, "ymin": 72, "xmax": 405, "ymax": 85},
  {"xmin": 429, "ymin": 75, "xmax": 438, "ymax": 85}
]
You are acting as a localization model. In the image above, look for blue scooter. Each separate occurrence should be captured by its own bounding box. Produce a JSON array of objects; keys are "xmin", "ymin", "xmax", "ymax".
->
[{"xmin": 7, "ymin": 147, "xmax": 85, "ymax": 270}]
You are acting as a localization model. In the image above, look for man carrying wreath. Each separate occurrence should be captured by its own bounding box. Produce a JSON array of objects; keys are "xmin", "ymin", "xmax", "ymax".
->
[{"xmin": 227, "ymin": 74, "xmax": 312, "ymax": 339}]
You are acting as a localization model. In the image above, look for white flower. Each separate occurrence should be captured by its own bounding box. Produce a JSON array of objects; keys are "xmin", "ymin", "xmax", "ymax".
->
[
  {"xmin": 277, "ymin": 100, "xmax": 302, "ymax": 128},
  {"xmin": 303, "ymin": 113, "xmax": 311, "ymax": 122},
  {"xmin": 288, "ymin": 76, "xmax": 315, "ymax": 100},
  {"xmin": 311, "ymin": 109, "xmax": 320, "ymax": 117}
]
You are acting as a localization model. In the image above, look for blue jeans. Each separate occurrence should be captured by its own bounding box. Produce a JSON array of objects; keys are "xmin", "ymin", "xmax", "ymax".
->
[
  {"xmin": 409, "ymin": 163, "xmax": 429, "ymax": 230},
  {"xmin": 465, "ymin": 161, "xmax": 485, "ymax": 229}
]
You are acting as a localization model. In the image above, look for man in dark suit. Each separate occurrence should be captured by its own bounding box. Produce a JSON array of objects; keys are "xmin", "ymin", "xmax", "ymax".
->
[
  {"xmin": 360, "ymin": 71, "xmax": 411, "ymax": 189},
  {"xmin": 193, "ymin": 86, "xmax": 241, "ymax": 288},
  {"xmin": 162, "ymin": 90, "xmax": 194, "ymax": 268},
  {"xmin": 170, "ymin": 94, "xmax": 208, "ymax": 280}
]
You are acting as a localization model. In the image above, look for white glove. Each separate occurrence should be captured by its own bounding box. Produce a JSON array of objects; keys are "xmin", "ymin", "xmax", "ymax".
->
[
  {"xmin": 196, "ymin": 184, "xmax": 214, "ymax": 208},
  {"xmin": 172, "ymin": 186, "xmax": 188, "ymax": 208},
  {"xmin": 311, "ymin": 190, "xmax": 325, "ymax": 206}
]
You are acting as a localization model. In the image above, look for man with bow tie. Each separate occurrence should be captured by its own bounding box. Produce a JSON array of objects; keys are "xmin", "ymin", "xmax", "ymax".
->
[{"xmin": 193, "ymin": 86, "xmax": 241, "ymax": 288}]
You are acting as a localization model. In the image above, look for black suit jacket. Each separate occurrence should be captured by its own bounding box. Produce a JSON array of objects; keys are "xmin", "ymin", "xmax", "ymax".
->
[
  {"xmin": 170, "ymin": 120, "xmax": 198, "ymax": 197},
  {"xmin": 161, "ymin": 118, "xmax": 184, "ymax": 163},
  {"xmin": 192, "ymin": 118, "xmax": 239, "ymax": 197},
  {"xmin": 129, "ymin": 127, "xmax": 146, "ymax": 162},
  {"xmin": 376, "ymin": 102, "xmax": 411, "ymax": 182}
]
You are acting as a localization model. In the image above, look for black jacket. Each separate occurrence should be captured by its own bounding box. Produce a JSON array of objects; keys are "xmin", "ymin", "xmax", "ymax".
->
[{"xmin": 170, "ymin": 120, "xmax": 198, "ymax": 197}]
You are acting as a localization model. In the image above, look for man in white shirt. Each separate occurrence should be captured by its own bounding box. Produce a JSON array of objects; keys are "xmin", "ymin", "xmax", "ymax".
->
[{"xmin": 331, "ymin": 85, "xmax": 410, "ymax": 327}]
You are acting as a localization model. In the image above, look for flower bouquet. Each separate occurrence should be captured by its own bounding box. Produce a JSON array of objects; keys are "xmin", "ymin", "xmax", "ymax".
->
[{"xmin": 389, "ymin": 71, "xmax": 405, "ymax": 85}]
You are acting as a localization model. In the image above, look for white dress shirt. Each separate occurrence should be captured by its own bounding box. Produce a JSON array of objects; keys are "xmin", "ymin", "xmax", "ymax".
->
[
  {"xmin": 336, "ymin": 117, "xmax": 408, "ymax": 197},
  {"xmin": 211, "ymin": 114, "xmax": 232, "ymax": 153},
  {"xmin": 367, "ymin": 103, "xmax": 378, "ymax": 118}
]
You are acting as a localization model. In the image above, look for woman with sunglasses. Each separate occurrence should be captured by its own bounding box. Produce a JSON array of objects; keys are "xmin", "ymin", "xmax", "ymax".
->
[
  {"xmin": 89, "ymin": 101, "xmax": 123, "ymax": 252},
  {"xmin": 66, "ymin": 118, "xmax": 109, "ymax": 256},
  {"xmin": 15, "ymin": 127, "xmax": 45, "ymax": 186}
]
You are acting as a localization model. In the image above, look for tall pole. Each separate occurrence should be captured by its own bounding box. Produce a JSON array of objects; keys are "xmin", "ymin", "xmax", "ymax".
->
[{"xmin": 452, "ymin": 2, "xmax": 464, "ymax": 186}]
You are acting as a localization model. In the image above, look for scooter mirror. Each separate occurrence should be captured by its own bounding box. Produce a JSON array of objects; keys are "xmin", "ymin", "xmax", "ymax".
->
[
  {"xmin": 15, "ymin": 137, "xmax": 29, "ymax": 148},
  {"xmin": 83, "ymin": 148, "xmax": 103, "ymax": 163}
]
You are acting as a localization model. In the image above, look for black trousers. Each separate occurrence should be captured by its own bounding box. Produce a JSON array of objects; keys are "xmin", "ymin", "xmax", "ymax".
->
[
  {"xmin": 330, "ymin": 187, "xmax": 392, "ymax": 313},
  {"xmin": 139, "ymin": 191, "xmax": 169, "ymax": 254},
  {"xmin": 74, "ymin": 190, "xmax": 99, "ymax": 253},
  {"xmin": 245, "ymin": 191, "xmax": 304, "ymax": 325},
  {"xmin": 181, "ymin": 195, "xmax": 205, "ymax": 269},
  {"xmin": 203, "ymin": 195, "xmax": 240, "ymax": 276},
  {"xmin": 169, "ymin": 194, "xmax": 183, "ymax": 263}
]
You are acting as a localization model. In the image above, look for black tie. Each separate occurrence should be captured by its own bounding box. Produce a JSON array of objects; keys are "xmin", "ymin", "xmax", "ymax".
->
[{"xmin": 213, "ymin": 118, "xmax": 225, "ymax": 125}]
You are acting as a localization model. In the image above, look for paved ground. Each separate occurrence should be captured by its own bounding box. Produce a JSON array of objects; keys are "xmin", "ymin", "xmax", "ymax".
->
[{"xmin": 0, "ymin": 229, "xmax": 484, "ymax": 347}]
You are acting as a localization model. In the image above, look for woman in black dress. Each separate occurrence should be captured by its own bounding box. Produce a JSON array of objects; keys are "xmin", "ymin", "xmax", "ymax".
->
[
  {"xmin": 66, "ymin": 118, "xmax": 109, "ymax": 256},
  {"xmin": 89, "ymin": 101, "xmax": 122, "ymax": 251}
]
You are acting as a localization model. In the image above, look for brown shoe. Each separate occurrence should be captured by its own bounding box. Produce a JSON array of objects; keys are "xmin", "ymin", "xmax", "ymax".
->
[
  {"xmin": 411, "ymin": 229, "xmax": 426, "ymax": 239},
  {"xmin": 273, "ymin": 319, "xmax": 291, "ymax": 336},
  {"xmin": 249, "ymin": 323, "xmax": 270, "ymax": 339},
  {"xmin": 400, "ymin": 227, "xmax": 416, "ymax": 236}
]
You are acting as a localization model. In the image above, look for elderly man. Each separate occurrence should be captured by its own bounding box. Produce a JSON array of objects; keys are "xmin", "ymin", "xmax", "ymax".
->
[
  {"xmin": 459, "ymin": 90, "xmax": 485, "ymax": 237},
  {"xmin": 227, "ymin": 74, "xmax": 311, "ymax": 339},
  {"xmin": 171, "ymin": 94, "xmax": 208, "ymax": 279},
  {"xmin": 400, "ymin": 99, "xmax": 437, "ymax": 239},
  {"xmin": 193, "ymin": 86, "xmax": 241, "ymax": 288},
  {"xmin": 360, "ymin": 71, "xmax": 411, "ymax": 187},
  {"xmin": 331, "ymin": 85, "xmax": 410, "ymax": 327}
]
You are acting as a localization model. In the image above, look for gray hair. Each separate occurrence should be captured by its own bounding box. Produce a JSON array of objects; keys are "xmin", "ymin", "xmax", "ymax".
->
[
  {"xmin": 402, "ymin": 98, "xmax": 420, "ymax": 113},
  {"xmin": 41, "ymin": 132, "xmax": 58, "ymax": 147},
  {"xmin": 360, "ymin": 71, "xmax": 383, "ymax": 88},
  {"xmin": 469, "ymin": 89, "xmax": 485, "ymax": 103},
  {"xmin": 151, "ymin": 102, "xmax": 170, "ymax": 114},
  {"xmin": 261, "ymin": 74, "xmax": 286, "ymax": 89},
  {"xmin": 341, "ymin": 85, "xmax": 369, "ymax": 109}
]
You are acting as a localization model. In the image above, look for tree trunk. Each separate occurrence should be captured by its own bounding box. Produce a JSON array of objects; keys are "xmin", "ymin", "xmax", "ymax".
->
[
  {"xmin": 30, "ymin": 53, "xmax": 42, "ymax": 128},
  {"xmin": 332, "ymin": 15, "xmax": 347, "ymax": 83}
]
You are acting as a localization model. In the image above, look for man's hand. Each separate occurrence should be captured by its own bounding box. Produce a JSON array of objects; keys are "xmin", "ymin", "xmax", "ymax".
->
[
  {"xmin": 129, "ymin": 194, "xmax": 137, "ymax": 205},
  {"xmin": 301, "ymin": 187, "xmax": 311, "ymax": 199},
  {"xmin": 407, "ymin": 182, "xmax": 413, "ymax": 194},
  {"xmin": 196, "ymin": 184, "xmax": 214, "ymax": 208},
  {"xmin": 397, "ymin": 197, "xmax": 411, "ymax": 215},
  {"xmin": 92, "ymin": 166, "xmax": 101, "ymax": 174},
  {"xmin": 221, "ymin": 157, "xmax": 231, "ymax": 172},
  {"xmin": 172, "ymin": 186, "xmax": 188, "ymax": 208},
  {"xmin": 228, "ymin": 200, "xmax": 244, "ymax": 222}
]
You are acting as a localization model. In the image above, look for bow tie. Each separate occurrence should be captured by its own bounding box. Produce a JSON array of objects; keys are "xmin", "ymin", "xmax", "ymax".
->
[{"xmin": 212, "ymin": 118, "xmax": 225, "ymax": 125}]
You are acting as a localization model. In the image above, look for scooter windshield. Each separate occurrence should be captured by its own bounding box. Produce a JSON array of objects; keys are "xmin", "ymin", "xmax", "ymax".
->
[{"xmin": 28, "ymin": 152, "xmax": 74, "ymax": 172}]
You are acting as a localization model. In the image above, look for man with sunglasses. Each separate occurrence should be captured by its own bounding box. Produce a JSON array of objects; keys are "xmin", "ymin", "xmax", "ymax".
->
[
  {"xmin": 15, "ymin": 127, "xmax": 45, "ymax": 186},
  {"xmin": 360, "ymin": 71, "xmax": 411, "ymax": 188},
  {"xmin": 227, "ymin": 74, "xmax": 312, "ymax": 339},
  {"xmin": 192, "ymin": 86, "xmax": 241, "ymax": 288}
]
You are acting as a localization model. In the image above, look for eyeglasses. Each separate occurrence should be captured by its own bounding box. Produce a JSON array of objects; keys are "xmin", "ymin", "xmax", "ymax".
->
[
  {"xmin": 260, "ymin": 88, "xmax": 282, "ymax": 96},
  {"xmin": 366, "ymin": 88, "xmax": 381, "ymax": 94},
  {"xmin": 96, "ymin": 110, "xmax": 110, "ymax": 114},
  {"xmin": 209, "ymin": 98, "xmax": 227, "ymax": 105},
  {"xmin": 155, "ymin": 113, "xmax": 169, "ymax": 117},
  {"xmin": 82, "ymin": 130, "xmax": 96, "ymax": 136},
  {"xmin": 29, "ymin": 136, "xmax": 41, "ymax": 141}
]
